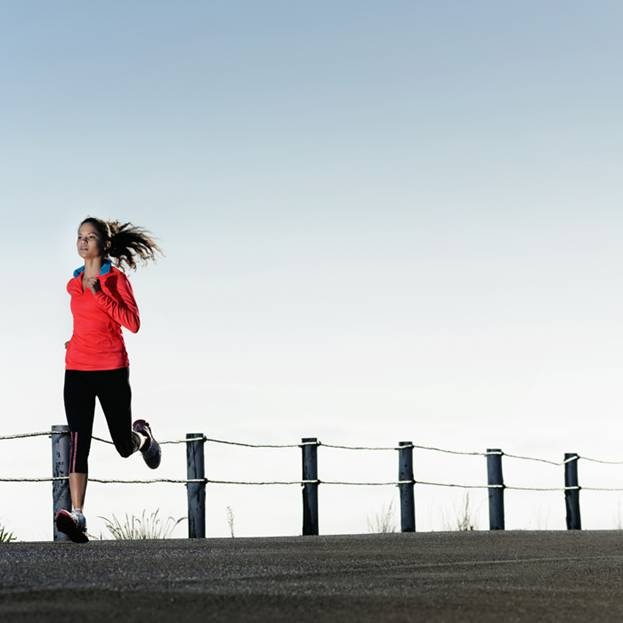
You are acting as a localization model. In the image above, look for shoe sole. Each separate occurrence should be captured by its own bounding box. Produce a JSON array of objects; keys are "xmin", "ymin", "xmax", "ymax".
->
[
  {"xmin": 133, "ymin": 420, "xmax": 161, "ymax": 469},
  {"xmin": 143, "ymin": 440, "xmax": 161, "ymax": 469},
  {"xmin": 56, "ymin": 511, "xmax": 89, "ymax": 543}
]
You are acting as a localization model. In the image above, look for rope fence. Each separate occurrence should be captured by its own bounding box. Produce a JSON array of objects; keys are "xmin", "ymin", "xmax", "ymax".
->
[{"xmin": 3, "ymin": 425, "xmax": 622, "ymax": 538}]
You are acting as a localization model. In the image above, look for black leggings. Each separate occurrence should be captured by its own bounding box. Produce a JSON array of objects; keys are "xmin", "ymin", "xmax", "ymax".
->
[{"xmin": 63, "ymin": 367, "xmax": 141, "ymax": 473}]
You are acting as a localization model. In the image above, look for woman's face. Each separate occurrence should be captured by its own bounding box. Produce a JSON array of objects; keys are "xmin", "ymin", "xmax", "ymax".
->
[{"xmin": 76, "ymin": 223, "xmax": 103, "ymax": 260}]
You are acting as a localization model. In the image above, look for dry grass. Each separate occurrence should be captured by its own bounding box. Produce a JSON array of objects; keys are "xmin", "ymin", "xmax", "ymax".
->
[
  {"xmin": 367, "ymin": 499, "xmax": 397, "ymax": 533},
  {"xmin": 226, "ymin": 506, "xmax": 235, "ymax": 538},
  {"xmin": 98, "ymin": 509, "xmax": 186, "ymax": 540},
  {"xmin": 0, "ymin": 524, "xmax": 16, "ymax": 543}
]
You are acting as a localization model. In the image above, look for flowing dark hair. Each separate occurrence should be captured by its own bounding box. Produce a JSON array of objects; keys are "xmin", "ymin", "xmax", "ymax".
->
[{"xmin": 80, "ymin": 217, "xmax": 164, "ymax": 271}]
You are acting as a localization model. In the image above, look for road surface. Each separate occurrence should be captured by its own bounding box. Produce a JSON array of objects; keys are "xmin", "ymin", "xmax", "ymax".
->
[{"xmin": 2, "ymin": 531, "xmax": 623, "ymax": 622}]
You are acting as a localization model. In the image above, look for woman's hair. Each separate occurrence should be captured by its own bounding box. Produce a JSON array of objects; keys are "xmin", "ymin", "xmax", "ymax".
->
[{"xmin": 80, "ymin": 217, "xmax": 164, "ymax": 271}]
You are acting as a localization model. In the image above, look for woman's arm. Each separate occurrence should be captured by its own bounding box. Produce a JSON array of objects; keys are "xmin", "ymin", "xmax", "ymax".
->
[{"xmin": 92, "ymin": 274, "xmax": 141, "ymax": 333}]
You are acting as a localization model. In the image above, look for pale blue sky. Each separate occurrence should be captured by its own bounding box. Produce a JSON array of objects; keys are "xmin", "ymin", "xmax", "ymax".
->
[{"xmin": 2, "ymin": 2, "xmax": 623, "ymax": 540}]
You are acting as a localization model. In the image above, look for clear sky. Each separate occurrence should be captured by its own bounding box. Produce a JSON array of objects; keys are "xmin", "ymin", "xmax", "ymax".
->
[{"xmin": 2, "ymin": 1, "xmax": 623, "ymax": 540}]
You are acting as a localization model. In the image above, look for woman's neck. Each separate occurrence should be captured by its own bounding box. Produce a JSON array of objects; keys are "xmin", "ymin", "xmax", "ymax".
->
[{"xmin": 83, "ymin": 257, "xmax": 103, "ymax": 277}]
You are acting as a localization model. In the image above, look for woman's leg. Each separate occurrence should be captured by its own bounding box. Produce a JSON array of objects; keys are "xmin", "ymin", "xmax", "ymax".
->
[
  {"xmin": 98, "ymin": 367, "xmax": 162, "ymax": 468},
  {"xmin": 68, "ymin": 472, "xmax": 88, "ymax": 510},
  {"xmin": 63, "ymin": 370, "xmax": 96, "ymax": 510},
  {"xmin": 96, "ymin": 368, "xmax": 141, "ymax": 458}
]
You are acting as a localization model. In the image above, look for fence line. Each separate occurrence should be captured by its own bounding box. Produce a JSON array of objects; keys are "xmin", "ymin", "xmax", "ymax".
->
[
  {"xmin": 0, "ymin": 431, "xmax": 51, "ymax": 440},
  {"xmin": 3, "ymin": 427, "xmax": 623, "ymax": 538},
  {"xmin": 3, "ymin": 429, "xmax": 621, "ymax": 465},
  {"xmin": 579, "ymin": 456, "xmax": 623, "ymax": 465},
  {"xmin": 0, "ymin": 475, "xmax": 597, "ymax": 491}
]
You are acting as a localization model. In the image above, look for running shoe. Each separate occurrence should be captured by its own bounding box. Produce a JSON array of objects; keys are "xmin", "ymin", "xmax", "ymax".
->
[
  {"xmin": 132, "ymin": 419, "xmax": 161, "ymax": 469},
  {"xmin": 55, "ymin": 509, "xmax": 89, "ymax": 543}
]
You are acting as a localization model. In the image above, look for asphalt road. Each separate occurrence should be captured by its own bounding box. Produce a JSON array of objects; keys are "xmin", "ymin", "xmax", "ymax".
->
[{"xmin": 2, "ymin": 531, "xmax": 623, "ymax": 622}]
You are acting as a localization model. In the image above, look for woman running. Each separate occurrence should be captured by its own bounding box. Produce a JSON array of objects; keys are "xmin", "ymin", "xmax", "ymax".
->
[{"xmin": 55, "ymin": 217, "xmax": 164, "ymax": 543}]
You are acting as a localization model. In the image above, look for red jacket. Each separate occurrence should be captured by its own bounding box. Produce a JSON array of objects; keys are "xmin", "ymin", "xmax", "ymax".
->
[{"xmin": 65, "ymin": 260, "xmax": 140, "ymax": 371}]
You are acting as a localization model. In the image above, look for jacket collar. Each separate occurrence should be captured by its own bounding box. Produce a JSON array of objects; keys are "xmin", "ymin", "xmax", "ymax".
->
[{"xmin": 73, "ymin": 259, "xmax": 113, "ymax": 278}]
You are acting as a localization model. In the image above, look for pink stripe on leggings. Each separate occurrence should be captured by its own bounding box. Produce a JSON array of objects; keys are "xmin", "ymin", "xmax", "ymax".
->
[{"xmin": 70, "ymin": 431, "xmax": 78, "ymax": 472}]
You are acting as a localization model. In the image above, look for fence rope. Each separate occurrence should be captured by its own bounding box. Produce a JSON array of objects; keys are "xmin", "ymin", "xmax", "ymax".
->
[
  {"xmin": 169, "ymin": 435, "xmax": 209, "ymax": 445},
  {"xmin": 0, "ymin": 477, "xmax": 497, "ymax": 487},
  {"xmin": 91, "ymin": 435, "xmax": 210, "ymax": 446},
  {"xmin": 579, "ymin": 456, "xmax": 623, "ymax": 465},
  {"xmin": 322, "ymin": 442, "xmax": 494, "ymax": 456},
  {"xmin": 321, "ymin": 443, "xmax": 402, "ymax": 451},
  {"xmin": 88, "ymin": 478, "xmax": 203, "ymax": 484},
  {"xmin": 0, "ymin": 475, "xmax": 587, "ymax": 491},
  {"xmin": 90, "ymin": 434, "xmax": 309, "ymax": 448},
  {"xmin": 203, "ymin": 436, "xmax": 309, "ymax": 449},
  {"xmin": 0, "ymin": 476, "xmax": 206, "ymax": 484},
  {"xmin": 3, "ymin": 430, "xmax": 618, "ymax": 468},
  {"xmin": 0, "ymin": 431, "xmax": 51, "ymax": 440},
  {"xmin": 502, "ymin": 452, "xmax": 578, "ymax": 466},
  {"xmin": 3, "ymin": 429, "xmax": 623, "ymax": 492},
  {"xmin": 208, "ymin": 479, "xmax": 315, "ymax": 485},
  {"xmin": 506, "ymin": 485, "xmax": 579, "ymax": 492},
  {"xmin": 415, "ymin": 480, "xmax": 496, "ymax": 489},
  {"xmin": 320, "ymin": 479, "xmax": 413, "ymax": 486},
  {"xmin": 0, "ymin": 477, "xmax": 65, "ymax": 482},
  {"xmin": 413, "ymin": 444, "xmax": 493, "ymax": 457},
  {"xmin": 0, "ymin": 474, "xmax": 615, "ymax": 492}
]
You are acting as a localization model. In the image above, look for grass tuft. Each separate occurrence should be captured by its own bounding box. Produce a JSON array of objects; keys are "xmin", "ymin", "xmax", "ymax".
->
[
  {"xmin": 367, "ymin": 499, "xmax": 397, "ymax": 533},
  {"xmin": 455, "ymin": 493, "xmax": 477, "ymax": 531},
  {"xmin": 226, "ymin": 506, "xmax": 235, "ymax": 538},
  {"xmin": 0, "ymin": 524, "xmax": 16, "ymax": 543},
  {"xmin": 98, "ymin": 508, "xmax": 186, "ymax": 540}
]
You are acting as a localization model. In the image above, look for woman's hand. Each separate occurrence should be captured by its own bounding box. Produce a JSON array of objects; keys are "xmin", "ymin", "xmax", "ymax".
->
[{"xmin": 85, "ymin": 277, "xmax": 101, "ymax": 294}]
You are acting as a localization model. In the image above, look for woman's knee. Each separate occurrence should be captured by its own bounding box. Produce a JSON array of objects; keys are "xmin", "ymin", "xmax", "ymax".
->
[
  {"xmin": 115, "ymin": 432, "xmax": 140, "ymax": 458},
  {"xmin": 115, "ymin": 440, "xmax": 135, "ymax": 458}
]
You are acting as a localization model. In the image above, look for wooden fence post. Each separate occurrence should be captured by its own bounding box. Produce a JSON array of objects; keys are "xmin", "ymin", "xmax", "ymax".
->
[
  {"xmin": 487, "ymin": 449, "xmax": 505, "ymax": 530},
  {"xmin": 565, "ymin": 453, "xmax": 581, "ymax": 530},
  {"xmin": 398, "ymin": 441, "xmax": 415, "ymax": 532},
  {"xmin": 51, "ymin": 425, "xmax": 71, "ymax": 541},
  {"xmin": 186, "ymin": 433, "xmax": 206, "ymax": 538},
  {"xmin": 301, "ymin": 437, "xmax": 319, "ymax": 535}
]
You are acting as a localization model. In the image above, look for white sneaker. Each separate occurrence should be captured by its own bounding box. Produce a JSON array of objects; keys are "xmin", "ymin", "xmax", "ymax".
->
[{"xmin": 55, "ymin": 509, "xmax": 89, "ymax": 543}]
